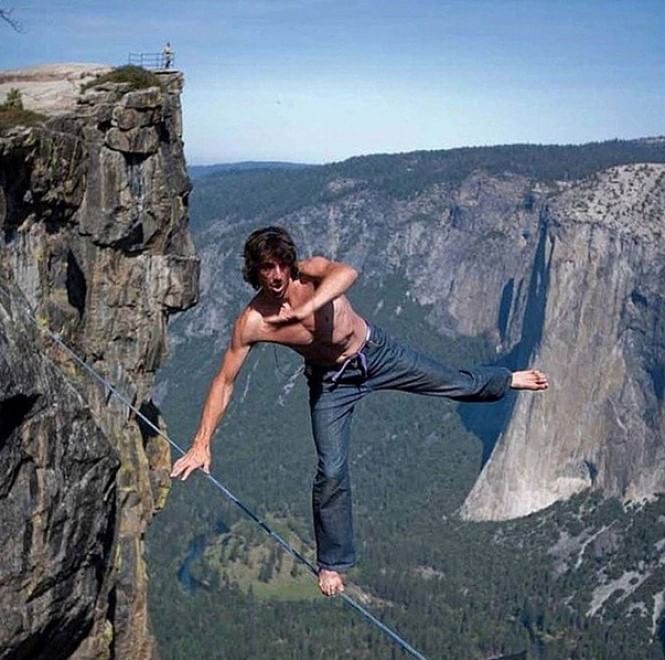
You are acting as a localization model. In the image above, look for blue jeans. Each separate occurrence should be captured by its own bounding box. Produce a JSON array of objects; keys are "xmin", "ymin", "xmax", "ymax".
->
[{"xmin": 304, "ymin": 323, "xmax": 512, "ymax": 572}]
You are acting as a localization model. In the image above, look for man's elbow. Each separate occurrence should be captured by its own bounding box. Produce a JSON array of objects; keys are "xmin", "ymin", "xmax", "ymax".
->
[
  {"xmin": 344, "ymin": 264, "xmax": 359, "ymax": 284},
  {"xmin": 213, "ymin": 372, "xmax": 236, "ymax": 392}
]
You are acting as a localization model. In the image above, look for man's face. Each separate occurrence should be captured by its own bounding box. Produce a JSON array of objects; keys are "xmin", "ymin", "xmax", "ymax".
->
[{"xmin": 257, "ymin": 256, "xmax": 291, "ymax": 299}]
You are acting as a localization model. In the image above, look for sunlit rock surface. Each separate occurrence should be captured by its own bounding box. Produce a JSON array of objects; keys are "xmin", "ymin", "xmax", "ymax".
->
[
  {"xmin": 0, "ymin": 64, "xmax": 112, "ymax": 115},
  {"xmin": 462, "ymin": 164, "xmax": 665, "ymax": 520}
]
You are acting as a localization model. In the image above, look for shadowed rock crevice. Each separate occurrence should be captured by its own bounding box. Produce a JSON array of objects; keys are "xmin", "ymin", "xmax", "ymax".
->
[
  {"xmin": 498, "ymin": 278, "xmax": 514, "ymax": 344},
  {"xmin": 658, "ymin": 613, "xmax": 665, "ymax": 658},
  {"xmin": 0, "ymin": 149, "xmax": 32, "ymax": 241},
  {"xmin": 512, "ymin": 209, "xmax": 553, "ymax": 367},
  {"xmin": 649, "ymin": 362, "xmax": 665, "ymax": 401},
  {"xmin": 125, "ymin": 153, "xmax": 148, "ymax": 196},
  {"xmin": 113, "ymin": 221, "xmax": 144, "ymax": 254},
  {"xmin": 460, "ymin": 214, "xmax": 552, "ymax": 466},
  {"xmin": 10, "ymin": 604, "xmax": 95, "ymax": 660},
  {"xmin": 66, "ymin": 250, "xmax": 86, "ymax": 316},
  {"xmin": 136, "ymin": 399, "xmax": 161, "ymax": 443},
  {"xmin": 0, "ymin": 392, "xmax": 40, "ymax": 446}
]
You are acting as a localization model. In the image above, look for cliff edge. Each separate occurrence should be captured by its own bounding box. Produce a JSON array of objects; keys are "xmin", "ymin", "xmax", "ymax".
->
[{"xmin": 0, "ymin": 65, "xmax": 199, "ymax": 659}]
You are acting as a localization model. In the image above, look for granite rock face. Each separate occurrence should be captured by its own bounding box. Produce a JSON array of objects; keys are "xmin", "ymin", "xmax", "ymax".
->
[
  {"xmin": 0, "ymin": 68, "xmax": 199, "ymax": 658},
  {"xmin": 0, "ymin": 274, "xmax": 119, "ymax": 659},
  {"xmin": 461, "ymin": 164, "xmax": 665, "ymax": 520}
]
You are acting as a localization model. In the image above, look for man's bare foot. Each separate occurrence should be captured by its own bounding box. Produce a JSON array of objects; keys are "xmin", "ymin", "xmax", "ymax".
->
[
  {"xmin": 511, "ymin": 369, "xmax": 549, "ymax": 391},
  {"xmin": 318, "ymin": 569, "xmax": 345, "ymax": 597}
]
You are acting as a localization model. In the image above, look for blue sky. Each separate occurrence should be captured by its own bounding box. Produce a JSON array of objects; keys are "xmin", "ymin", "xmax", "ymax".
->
[{"xmin": 2, "ymin": 0, "xmax": 664, "ymax": 164}]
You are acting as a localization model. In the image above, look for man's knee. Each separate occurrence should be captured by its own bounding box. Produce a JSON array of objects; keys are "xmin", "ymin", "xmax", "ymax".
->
[
  {"xmin": 313, "ymin": 460, "xmax": 349, "ymax": 494},
  {"xmin": 317, "ymin": 449, "xmax": 350, "ymax": 477}
]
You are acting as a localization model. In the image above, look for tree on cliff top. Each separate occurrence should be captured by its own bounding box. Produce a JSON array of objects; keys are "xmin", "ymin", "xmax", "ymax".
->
[{"xmin": 1, "ymin": 7, "xmax": 23, "ymax": 32}]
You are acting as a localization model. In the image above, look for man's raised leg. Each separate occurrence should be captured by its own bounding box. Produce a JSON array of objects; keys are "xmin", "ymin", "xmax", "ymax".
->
[{"xmin": 363, "ymin": 327, "xmax": 548, "ymax": 402}]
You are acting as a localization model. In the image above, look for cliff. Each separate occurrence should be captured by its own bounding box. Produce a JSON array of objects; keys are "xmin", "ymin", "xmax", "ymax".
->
[
  {"xmin": 461, "ymin": 164, "xmax": 665, "ymax": 520},
  {"xmin": 0, "ymin": 66, "xmax": 198, "ymax": 658}
]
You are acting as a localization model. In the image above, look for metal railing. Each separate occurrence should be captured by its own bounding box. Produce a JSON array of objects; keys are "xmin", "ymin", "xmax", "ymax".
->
[{"xmin": 128, "ymin": 51, "xmax": 176, "ymax": 70}]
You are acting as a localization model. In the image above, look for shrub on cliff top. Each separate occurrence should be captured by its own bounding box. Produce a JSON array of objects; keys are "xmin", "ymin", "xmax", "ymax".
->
[
  {"xmin": 4, "ymin": 88, "xmax": 23, "ymax": 109},
  {"xmin": 0, "ymin": 89, "xmax": 46, "ymax": 131},
  {"xmin": 82, "ymin": 65, "xmax": 162, "ymax": 92}
]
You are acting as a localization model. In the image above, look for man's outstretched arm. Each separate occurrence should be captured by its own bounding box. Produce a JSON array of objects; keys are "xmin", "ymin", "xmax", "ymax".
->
[
  {"xmin": 170, "ymin": 314, "xmax": 254, "ymax": 481},
  {"xmin": 266, "ymin": 256, "xmax": 358, "ymax": 324}
]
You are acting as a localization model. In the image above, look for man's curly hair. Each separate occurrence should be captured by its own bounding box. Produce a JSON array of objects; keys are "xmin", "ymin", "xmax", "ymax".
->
[{"xmin": 242, "ymin": 226, "xmax": 299, "ymax": 290}]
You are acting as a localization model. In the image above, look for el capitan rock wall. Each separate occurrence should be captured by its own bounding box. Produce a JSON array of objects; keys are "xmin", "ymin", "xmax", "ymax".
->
[{"xmin": 462, "ymin": 164, "xmax": 665, "ymax": 520}]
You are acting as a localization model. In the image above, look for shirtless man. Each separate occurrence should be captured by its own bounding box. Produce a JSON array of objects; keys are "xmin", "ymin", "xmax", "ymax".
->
[{"xmin": 170, "ymin": 226, "xmax": 549, "ymax": 597}]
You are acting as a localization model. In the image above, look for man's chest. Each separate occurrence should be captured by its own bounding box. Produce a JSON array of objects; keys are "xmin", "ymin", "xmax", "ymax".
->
[{"xmin": 264, "ymin": 301, "xmax": 337, "ymax": 346}]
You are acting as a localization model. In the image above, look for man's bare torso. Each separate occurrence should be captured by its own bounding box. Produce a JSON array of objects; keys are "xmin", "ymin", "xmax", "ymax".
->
[{"xmin": 246, "ymin": 275, "xmax": 367, "ymax": 365}]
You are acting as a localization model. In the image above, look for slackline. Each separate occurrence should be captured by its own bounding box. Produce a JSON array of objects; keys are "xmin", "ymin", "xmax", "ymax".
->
[{"xmin": 18, "ymin": 303, "xmax": 430, "ymax": 660}]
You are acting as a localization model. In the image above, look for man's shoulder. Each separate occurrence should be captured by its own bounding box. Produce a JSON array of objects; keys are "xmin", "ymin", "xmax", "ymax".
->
[
  {"xmin": 233, "ymin": 301, "xmax": 265, "ymax": 342},
  {"xmin": 298, "ymin": 255, "xmax": 339, "ymax": 284},
  {"xmin": 238, "ymin": 291, "xmax": 281, "ymax": 328}
]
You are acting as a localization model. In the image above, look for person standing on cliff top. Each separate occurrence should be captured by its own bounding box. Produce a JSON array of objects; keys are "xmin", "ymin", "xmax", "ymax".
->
[
  {"xmin": 162, "ymin": 42, "xmax": 173, "ymax": 69},
  {"xmin": 170, "ymin": 226, "xmax": 549, "ymax": 597}
]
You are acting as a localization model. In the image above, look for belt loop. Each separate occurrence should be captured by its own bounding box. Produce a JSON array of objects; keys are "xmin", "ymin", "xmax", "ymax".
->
[{"xmin": 357, "ymin": 351, "xmax": 368, "ymax": 378}]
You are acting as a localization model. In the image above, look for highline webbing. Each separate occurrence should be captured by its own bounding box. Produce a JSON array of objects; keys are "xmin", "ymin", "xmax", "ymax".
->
[{"xmin": 18, "ymin": 304, "xmax": 430, "ymax": 660}]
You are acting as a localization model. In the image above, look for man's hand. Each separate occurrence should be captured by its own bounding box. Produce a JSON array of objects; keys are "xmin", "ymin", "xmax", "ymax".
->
[
  {"xmin": 264, "ymin": 301, "xmax": 313, "ymax": 325},
  {"xmin": 170, "ymin": 443, "xmax": 211, "ymax": 481}
]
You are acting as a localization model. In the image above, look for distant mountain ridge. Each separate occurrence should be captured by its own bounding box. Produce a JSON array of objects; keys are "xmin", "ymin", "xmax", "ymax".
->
[
  {"xmin": 188, "ymin": 161, "xmax": 313, "ymax": 179},
  {"xmin": 187, "ymin": 137, "xmax": 665, "ymax": 234},
  {"xmin": 188, "ymin": 136, "xmax": 665, "ymax": 190}
]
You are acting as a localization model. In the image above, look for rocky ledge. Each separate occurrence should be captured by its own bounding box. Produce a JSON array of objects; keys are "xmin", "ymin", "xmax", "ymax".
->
[{"xmin": 0, "ymin": 65, "xmax": 199, "ymax": 659}]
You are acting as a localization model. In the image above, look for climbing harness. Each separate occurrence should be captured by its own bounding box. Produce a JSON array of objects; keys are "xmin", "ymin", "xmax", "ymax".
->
[{"xmin": 16, "ymin": 304, "xmax": 429, "ymax": 660}]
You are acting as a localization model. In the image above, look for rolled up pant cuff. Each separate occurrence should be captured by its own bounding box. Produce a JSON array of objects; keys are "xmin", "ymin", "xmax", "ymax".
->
[{"xmin": 317, "ymin": 560, "xmax": 356, "ymax": 573}]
